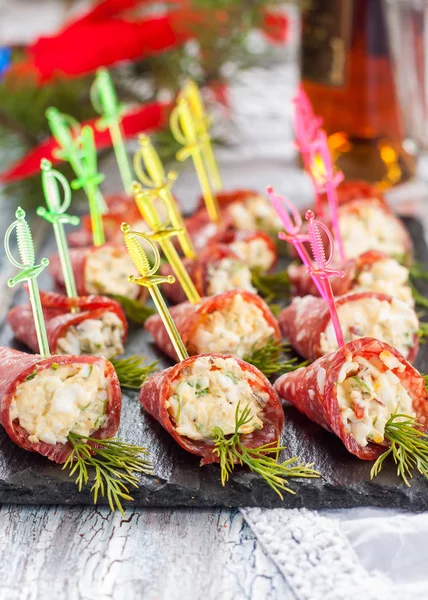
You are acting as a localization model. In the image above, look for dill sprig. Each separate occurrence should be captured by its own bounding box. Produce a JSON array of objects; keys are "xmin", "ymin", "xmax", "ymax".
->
[
  {"xmin": 370, "ymin": 413, "xmax": 428, "ymax": 486},
  {"xmin": 212, "ymin": 403, "xmax": 319, "ymax": 498},
  {"xmin": 111, "ymin": 355, "xmax": 158, "ymax": 389},
  {"xmin": 244, "ymin": 337, "xmax": 309, "ymax": 377},
  {"xmin": 418, "ymin": 322, "xmax": 428, "ymax": 342},
  {"xmin": 251, "ymin": 269, "xmax": 290, "ymax": 303},
  {"xmin": 110, "ymin": 294, "xmax": 155, "ymax": 325},
  {"xmin": 410, "ymin": 282, "xmax": 428, "ymax": 309},
  {"xmin": 409, "ymin": 263, "xmax": 428, "ymax": 282},
  {"xmin": 64, "ymin": 433, "xmax": 153, "ymax": 515}
]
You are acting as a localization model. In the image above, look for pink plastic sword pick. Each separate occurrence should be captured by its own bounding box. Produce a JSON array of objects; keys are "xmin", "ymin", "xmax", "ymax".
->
[
  {"xmin": 267, "ymin": 186, "xmax": 326, "ymax": 299},
  {"xmin": 307, "ymin": 129, "xmax": 345, "ymax": 261},
  {"xmin": 305, "ymin": 209, "xmax": 345, "ymax": 348}
]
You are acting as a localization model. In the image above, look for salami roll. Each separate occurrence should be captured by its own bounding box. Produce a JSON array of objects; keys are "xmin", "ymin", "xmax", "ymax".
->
[
  {"xmin": 196, "ymin": 189, "xmax": 282, "ymax": 235},
  {"xmin": 8, "ymin": 291, "xmax": 127, "ymax": 359},
  {"xmin": 336, "ymin": 180, "xmax": 388, "ymax": 207},
  {"xmin": 279, "ymin": 292, "xmax": 419, "ymax": 362},
  {"xmin": 145, "ymin": 290, "xmax": 280, "ymax": 361},
  {"xmin": 287, "ymin": 259, "xmax": 357, "ymax": 298},
  {"xmin": 274, "ymin": 337, "xmax": 428, "ymax": 460},
  {"xmin": 207, "ymin": 229, "xmax": 277, "ymax": 272},
  {"xmin": 0, "ymin": 348, "xmax": 121, "ymax": 464},
  {"xmin": 49, "ymin": 242, "xmax": 145, "ymax": 301},
  {"xmin": 140, "ymin": 353, "xmax": 284, "ymax": 465},
  {"xmin": 184, "ymin": 210, "xmax": 233, "ymax": 252},
  {"xmin": 160, "ymin": 244, "xmax": 256, "ymax": 304}
]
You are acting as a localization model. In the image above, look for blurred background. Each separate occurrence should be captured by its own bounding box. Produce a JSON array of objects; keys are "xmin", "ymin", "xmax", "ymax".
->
[{"xmin": 0, "ymin": 0, "xmax": 427, "ymax": 212}]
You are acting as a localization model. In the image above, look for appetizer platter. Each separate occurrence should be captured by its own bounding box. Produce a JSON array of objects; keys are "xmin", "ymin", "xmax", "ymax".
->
[{"xmin": 1, "ymin": 77, "xmax": 428, "ymax": 514}]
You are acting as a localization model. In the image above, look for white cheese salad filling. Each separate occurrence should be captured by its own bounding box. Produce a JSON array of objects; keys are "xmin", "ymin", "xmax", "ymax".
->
[
  {"xmin": 229, "ymin": 238, "xmax": 275, "ymax": 272},
  {"xmin": 320, "ymin": 296, "xmax": 418, "ymax": 359},
  {"xmin": 354, "ymin": 258, "xmax": 413, "ymax": 306},
  {"xmin": 227, "ymin": 195, "xmax": 282, "ymax": 232},
  {"xmin": 167, "ymin": 355, "xmax": 269, "ymax": 441},
  {"xmin": 85, "ymin": 246, "xmax": 139, "ymax": 299},
  {"xmin": 56, "ymin": 312, "xmax": 124, "ymax": 359},
  {"xmin": 207, "ymin": 258, "xmax": 256, "ymax": 296},
  {"xmin": 336, "ymin": 351, "xmax": 415, "ymax": 447},
  {"xmin": 339, "ymin": 202, "xmax": 407, "ymax": 259},
  {"xmin": 10, "ymin": 363, "xmax": 108, "ymax": 445},
  {"xmin": 188, "ymin": 293, "xmax": 275, "ymax": 358}
]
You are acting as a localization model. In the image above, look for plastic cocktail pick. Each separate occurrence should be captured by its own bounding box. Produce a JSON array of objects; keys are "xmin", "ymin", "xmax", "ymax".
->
[
  {"xmin": 46, "ymin": 107, "xmax": 107, "ymax": 214},
  {"xmin": 133, "ymin": 181, "xmax": 201, "ymax": 305},
  {"xmin": 5, "ymin": 208, "xmax": 50, "ymax": 357},
  {"xmin": 37, "ymin": 158, "xmax": 80, "ymax": 301},
  {"xmin": 305, "ymin": 210, "xmax": 345, "ymax": 348},
  {"xmin": 307, "ymin": 129, "xmax": 345, "ymax": 260},
  {"xmin": 179, "ymin": 81, "xmax": 222, "ymax": 191},
  {"xmin": 91, "ymin": 68, "xmax": 133, "ymax": 196},
  {"xmin": 71, "ymin": 125, "xmax": 105, "ymax": 246},
  {"xmin": 170, "ymin": 97, "xmax": 221, "ymax": 223},
  {"xmin": 122, "ymin": 222, "xmax": 189, "ymax": 361},
  {"xmin": 133, "ymin": 134, "xmax": 196, "ymax": 259},
  {"xmin": 267, "ymin": 186, "xmax": 326, "ymax": 299}
]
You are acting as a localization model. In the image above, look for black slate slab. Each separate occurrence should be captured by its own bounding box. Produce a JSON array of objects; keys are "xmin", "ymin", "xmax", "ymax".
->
[{"xmin": 1, "ymin": 216, "xmax": 428, "ymax": 510}]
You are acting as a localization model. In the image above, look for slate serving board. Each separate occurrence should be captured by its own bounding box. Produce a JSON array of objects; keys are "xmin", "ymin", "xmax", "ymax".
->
[{"xmin": 1, "ymin": 216, "xmax": 428, "ymax": 510}]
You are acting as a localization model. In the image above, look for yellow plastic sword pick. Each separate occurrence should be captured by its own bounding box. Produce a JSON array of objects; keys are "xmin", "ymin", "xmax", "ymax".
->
[
  {"xmin": 179, "ymin": 81, "xmax": 222, "ymax": 192},
  {"xmin": 170, "ymin": 97, "xmax": 221, "ymax": 223},
  {"xmin": 121, "ymin": 222, "xmax": 189, "ymax": 361},
  {"xmin": 133, "ymin": 181, "xmax": 201, "ymax": 305},
  {"xmin": 133, "ymin": 134, "xmax": 196, "ymax": 259}
]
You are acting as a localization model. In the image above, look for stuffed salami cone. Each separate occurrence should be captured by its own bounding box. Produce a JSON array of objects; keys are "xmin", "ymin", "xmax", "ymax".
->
[
  {"xmin": 279, "ymin": 292, "xmax": 419, "ymax": 362},
  {"xmin": 49, "ymin": 242, "xmax": 146, "ymax": 301},
  {"xmin": 145, "ymin": 290, "xmax": 280, "ymax": 361},
  {"xmin": 274, "ymin": 337, "xmax": 428, "ymax": 461},
  {"xmin": 140, "ymin": 353, "xmax": 284, "ymax": 465},
  {"xmin": 335, "ymin": 180, "xmax": 388, "ymax": 207},
  {"xmin": 0, "ymin": 347, "xmax": 121, "ymax": 464},
  {"xmin": 160, "ymin": 244, "xmax": 256, "ymax": 304},
  {"xmin": 183, "ymin": 210, "xmax": 233, "ymax": 252},
  {"xmin": 8, "ymin": 290, "xmax": 127, "ymax": 359},
  {"xmin": 207, "ymin": 229, "xmax": 278, "ymax": 273},
  {"xmin": 288, "ymin": 250, "xmax": 414, "ymax": 306}
]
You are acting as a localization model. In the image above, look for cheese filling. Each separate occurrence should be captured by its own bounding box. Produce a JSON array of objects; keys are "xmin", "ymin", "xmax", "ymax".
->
[
  {"xmin": 353, "ymin": 258, "xmax": 413, "ymax": 306},
  {"xmin": 339, "ymin": 203, "xmax": 407, "ymax": 259},
  {"xmin": 56, "ymin": 312, "xmax": 124, "ymax": 359},
  {"xmin": 320, "ymin": 297, "xmax": 418, "ymax": 359},
  {"xmin": 85, "ymin": 246, "xmax": 139, "ymax": 299},
  {"xmin": 167, "ymin": 355, "xmax": 268, "ymax": 441},
  {"xmin": 10, "ymin": 363, "xmax": 108, "ymax": 446},
  {"xmin": 207, "ymin": 258, "xmax": 256, "ymax": 296},
  {"xmin": 227, "ymin": 195, "xmax": 282, "ymax": 232},
  {"xmin": 188, "ymin": 293, "xmax": 276, "ymax": 358},
  {"xmin": 229, "ymin": 239, "xmax": 275, "ymax": 271},
  {"xmin": 337, "ymin": 351, "xmax": 415, "ymax": 447}
]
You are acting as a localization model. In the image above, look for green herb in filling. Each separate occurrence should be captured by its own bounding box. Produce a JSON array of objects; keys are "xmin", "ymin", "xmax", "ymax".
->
[
  {"xmin": 351, "ymin": 376, "xmax": 371, "ymax": 393},
  {"xmin": 51, "ymin": 363, "xmax": 59, "ymax": 371},
  {"xmin": 25, "ymin": 370, "xmax": 37, "ymax": 381}
]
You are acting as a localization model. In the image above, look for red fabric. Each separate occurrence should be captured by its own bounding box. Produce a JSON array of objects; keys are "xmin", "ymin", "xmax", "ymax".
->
[
  {"xmin": 140, "ymin": 353, "xmax": 284, "ymax": 465},
  {"xmin": 0, "ymin": 102, "xmax": 170, "ymax": 184},
  {"xmin": 0, "ymin": 347, "xmax": 121, "ymax": 464},
  {"xmin": 274, "ymin": 337, "xmax": 428, "ymax": 460},
  {"xmin": 208, "ymin": 229, "xmax": 278, "ymax": 272},
  {"xmin": 7, "ymin": 290, "xmax": 127, "ymax": 353},
  {"xmin": 287, "ymin": 259, "xmax": 357, "ymax": 298},
  {"xmin": 278, "ymin": 292, "xmax": 419, "ymax": 362},
  {"xmin": 145, "ymin": 290, "xmax": 281, "ymax": 361},
  {"xmin": 159, "ymin": 244, "xmax": 240, "ymax": 304}
]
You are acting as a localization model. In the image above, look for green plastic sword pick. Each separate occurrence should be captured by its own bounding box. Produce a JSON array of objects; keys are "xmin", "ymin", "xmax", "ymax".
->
[
  {"xmin": 46, "ymin": 106, "xmax": 107, "ymax": 214},
  {"xmin": 91, "ymin": 68, "xmax": 133, "ymax": 196},
  {"xmin": 71, "ymin": 125, "xmax": 105, "ymax": 246},
  {"xmin": 133, "ymin": 134, "xmax": 196, "ymax": 259},
  {"xmin": 122, "ymin": 223, "xmax": 189, "ymax": 361},
  {"xmin": 5, "ymin": 208, "xmax": 50, "ymax": 357},
  {"xmin": 37, "ymin": 158, "xmax": 80, "ymax": 301}
]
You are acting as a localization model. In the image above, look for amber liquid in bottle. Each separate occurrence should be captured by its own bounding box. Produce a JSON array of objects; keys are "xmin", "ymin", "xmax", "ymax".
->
[{"xmin": 301, "ymin": 0, "xmax": 415, "ymax": 187}]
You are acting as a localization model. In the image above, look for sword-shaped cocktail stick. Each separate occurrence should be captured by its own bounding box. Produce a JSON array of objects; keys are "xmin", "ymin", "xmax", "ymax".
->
[{"xmin": 5, "ymin": 208, "xmax": 50, "ymax": 357}]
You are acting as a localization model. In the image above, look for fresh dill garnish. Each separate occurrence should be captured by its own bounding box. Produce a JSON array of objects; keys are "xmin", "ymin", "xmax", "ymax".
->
[
  {"xmin": 251, "ymin": 269, "xmax": 290, "ymax": 303},
  {"xmin": 244, "ymin": 337, "xmax": 309, "ymax": 377},
  {"xmin": 111, "ymin": 355, "xmax": 158, "ymax": 390},
  {"xmin": 25, "ymin": 370, "xmax": 37, "ymax": 381},
  {"xmin": 351, "ymin": 376, "xmax": 371, "ymax": 393},
  {"xmin": 370, "ymin": 413, "xmax": 428, "ymax": 486},
  {"xmin": 409, "ymin": 263, "xmax": 428, "ymax": 282},
  {"xmin": 267, "ymin": 302, "xmax": 282, "ymax": 317},
  {"xmin": 410, "ymin": 282, "xmax": 428, "ymax": 309},
  {"xmin": 110, "ymin": 294, "xmax": 155, "ymax": 325},
  {"xmin": 65, "ymin": 433, "xmax": 152, "ymax": 515},
  {"xmin": 418, "ymin": 322, "xmax": 428, "ymax": 342},
  {"xmin": 212, "ymin": 403, "xmax": 319, "ymax": 498}
]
